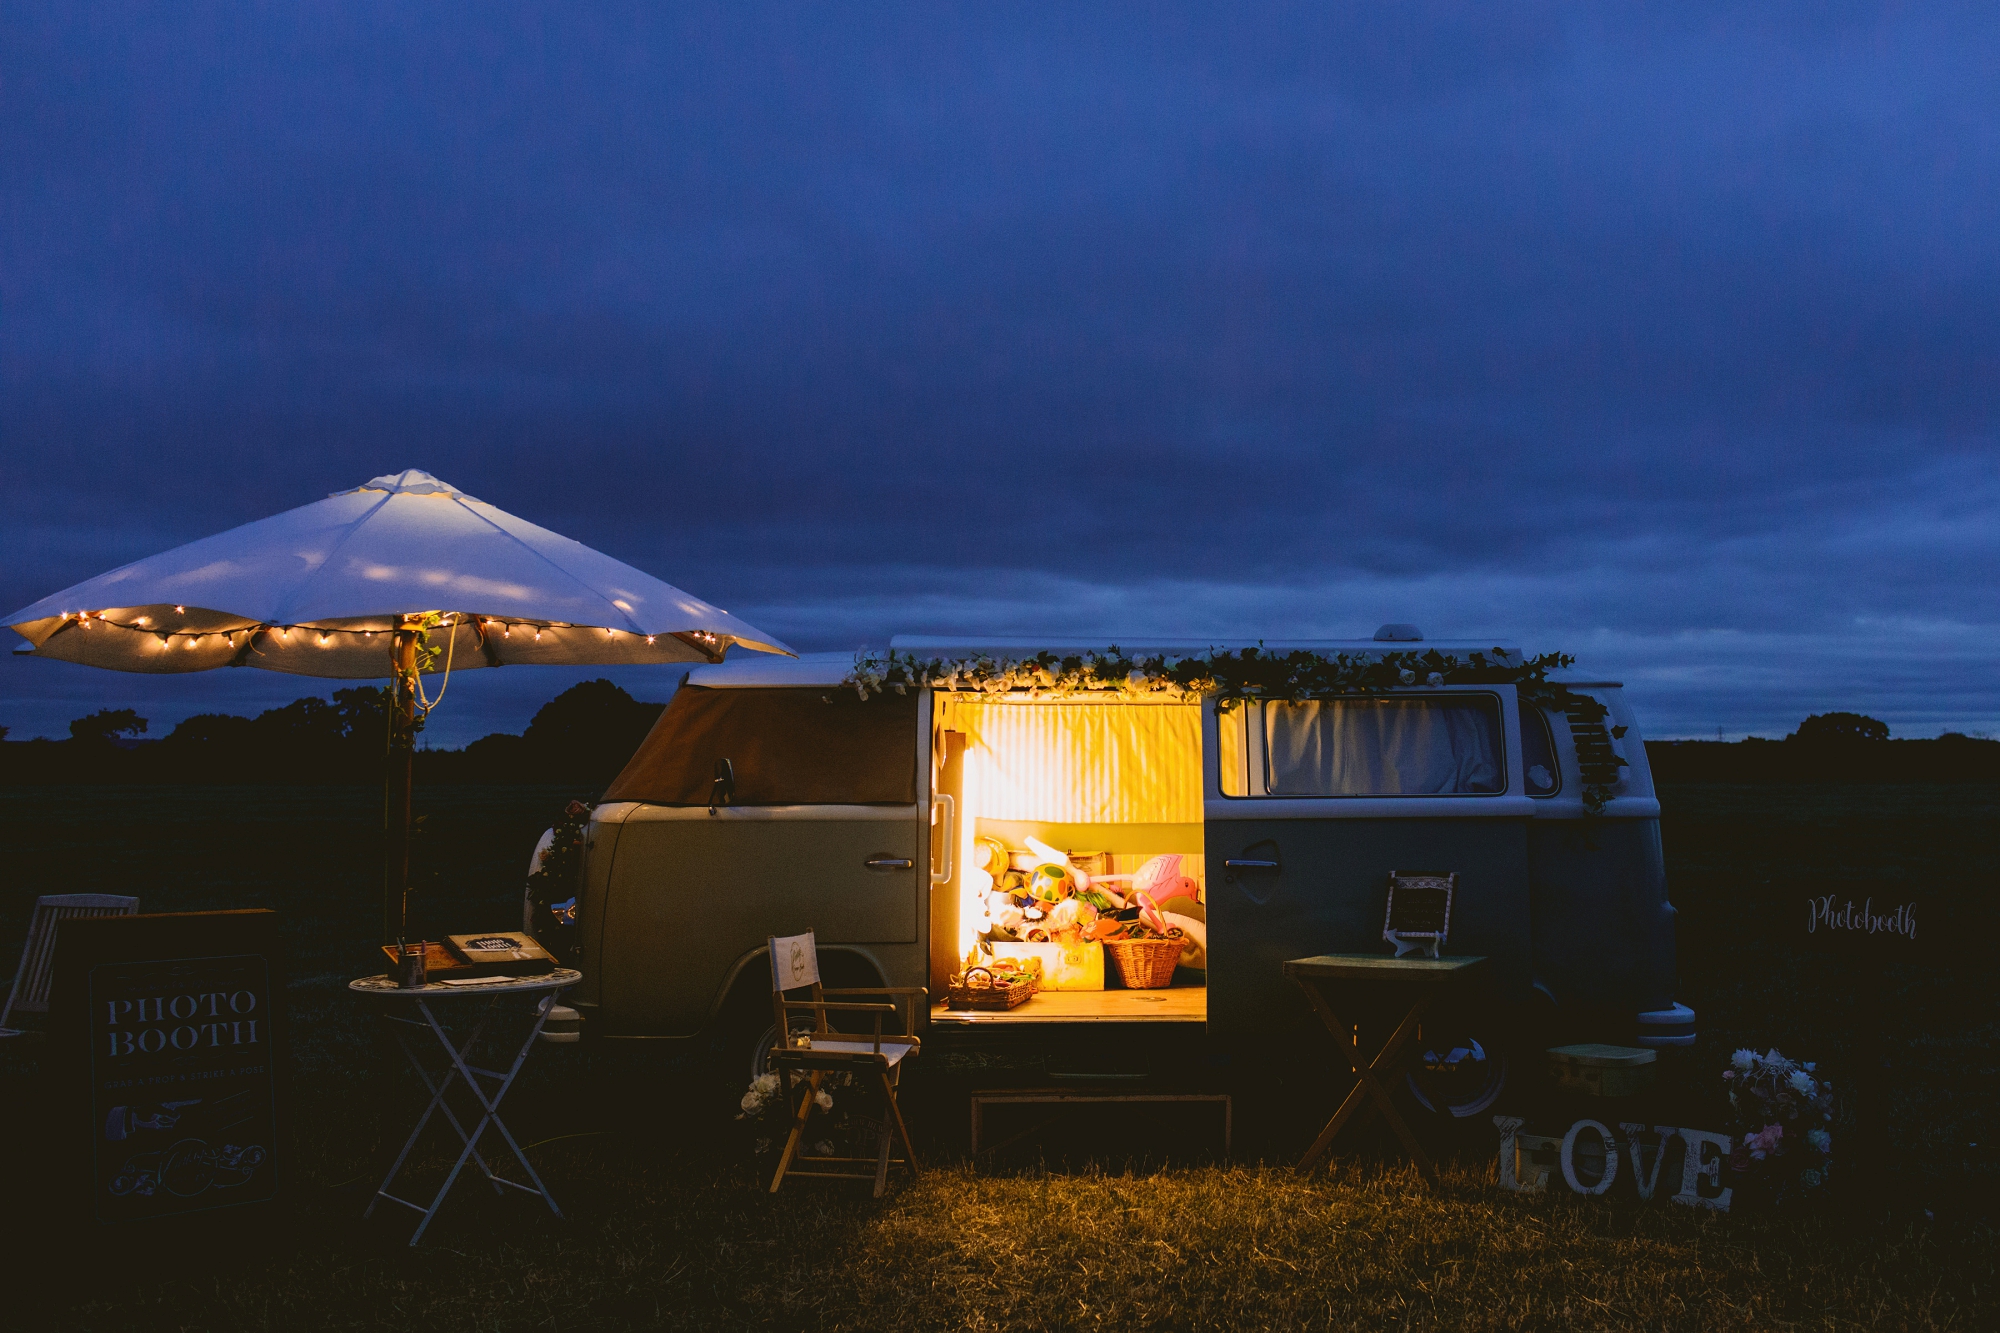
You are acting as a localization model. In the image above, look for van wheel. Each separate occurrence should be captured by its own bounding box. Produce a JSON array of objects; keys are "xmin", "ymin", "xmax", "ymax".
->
[{"xmin": 1404, "ymin": 1037, "xmax": 1509, "ymax": 1120}]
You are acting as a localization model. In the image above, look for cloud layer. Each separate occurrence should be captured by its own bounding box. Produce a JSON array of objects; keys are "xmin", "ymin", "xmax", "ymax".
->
[{"xmin": 4, "ymin": 3, "xmax": 1996, "ymax": 742}]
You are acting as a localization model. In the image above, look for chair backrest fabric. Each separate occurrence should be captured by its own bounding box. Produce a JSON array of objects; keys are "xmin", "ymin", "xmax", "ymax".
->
[
  {"xmin": 4, "ymin": 893, "xmax": 140, "ymax": 1024},
  {"xmin": 768, "ymin": 930, "xmax": 820, "ymax": 993}
]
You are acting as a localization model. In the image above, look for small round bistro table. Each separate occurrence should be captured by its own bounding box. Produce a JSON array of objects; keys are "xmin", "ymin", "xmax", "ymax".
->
[{"xmin": 349, "ymin": 968, "xmax": 581, "ymax": 1244}]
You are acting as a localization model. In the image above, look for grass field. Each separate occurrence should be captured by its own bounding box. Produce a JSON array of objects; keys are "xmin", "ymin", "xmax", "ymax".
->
[{"xmin": 2, "ymin": 782, "xmax": 1994, "ymax": 1331}]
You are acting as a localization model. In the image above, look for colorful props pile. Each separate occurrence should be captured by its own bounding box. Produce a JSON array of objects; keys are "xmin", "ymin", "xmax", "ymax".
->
[{"xmin": 978, "ymin": 840, "xmax": 1197, "ymax": 948}]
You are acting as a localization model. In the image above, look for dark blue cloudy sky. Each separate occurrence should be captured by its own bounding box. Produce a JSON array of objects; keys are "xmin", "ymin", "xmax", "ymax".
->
[{"xmin": 4, "ymin": 2, "xmax": 1997, "ymax": 745}]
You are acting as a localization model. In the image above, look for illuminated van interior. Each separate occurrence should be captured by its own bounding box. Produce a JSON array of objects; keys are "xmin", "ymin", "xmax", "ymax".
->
[{"xmin": 931, "ymin": 695, "xmax": 1208, "ymax": 1025}]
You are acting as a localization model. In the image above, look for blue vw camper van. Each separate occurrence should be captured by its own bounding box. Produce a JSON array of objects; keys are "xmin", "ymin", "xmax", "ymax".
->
[{"xmin": 568, "ymin": 631, "xmax": 1694, "ymax": 1108}]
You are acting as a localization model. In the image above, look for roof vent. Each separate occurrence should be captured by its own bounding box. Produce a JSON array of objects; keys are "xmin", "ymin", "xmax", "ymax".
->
[{"xmin": 1373, "ymin": 623, "xmax": 1423, "ymax": 642}]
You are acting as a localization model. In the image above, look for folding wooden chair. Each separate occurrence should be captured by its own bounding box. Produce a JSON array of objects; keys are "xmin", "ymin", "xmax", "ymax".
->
[
  {"xmin": 2, "ymin": 893, "xmax": 140, "ymax": 1037},
  {"xmin": 765, "ymin": 930, "xmax": 923, "ymax": 1197}
]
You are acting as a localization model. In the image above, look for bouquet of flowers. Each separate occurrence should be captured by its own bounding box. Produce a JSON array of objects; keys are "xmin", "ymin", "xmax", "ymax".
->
[
  {"xmin": 1723, "ymin": 1047, "xmax": 1835, "ymax": 1200},
  {"xmin": 736, "ymin": 1068, "xmax": 861, "ymax": 1161}
]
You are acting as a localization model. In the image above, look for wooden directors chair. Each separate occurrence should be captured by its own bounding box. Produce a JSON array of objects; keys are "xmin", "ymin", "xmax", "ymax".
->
[{"xmin": 765, "ymin": 930, "xmax": 923, "ymax": 1197}]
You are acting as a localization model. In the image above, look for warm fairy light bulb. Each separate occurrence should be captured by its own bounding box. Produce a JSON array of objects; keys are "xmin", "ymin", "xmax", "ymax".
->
[
  {"xmin": 186, "ymin": 636, "xmax": 200, "ymax": 649},
  {"xmin": 135, "ymin": 616, "xmax": 149, "ymax": 625},
  {"xmin": 175, "ymin": 605, "xmax": 186, "ymax": 614},
  {"xmin": 280, "ymin": 627, "xmax": 291, "ymax": 640},
  {"xmin": 502, "ymin": 624, "xmax": 510, "ymax": 636},
  {"xmin": 606, "ymin": 628, "xmax": 615, "ymax": 637},
  {"xmin": 317, "ymin": 633, "xmax": 330, "ymax": 646},
  {"xmin": 534, "ymin": 629, "xmax": 542, "ymax": 641},
  {"xmin": 645, "ymin": 635, "xmax": 656, "ymax": 645}
]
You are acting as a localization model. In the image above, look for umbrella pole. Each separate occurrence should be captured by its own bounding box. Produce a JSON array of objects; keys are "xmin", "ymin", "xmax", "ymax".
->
[{"xmin": 384, "ymin": 624, "xmax": 418, "ymax": 945}]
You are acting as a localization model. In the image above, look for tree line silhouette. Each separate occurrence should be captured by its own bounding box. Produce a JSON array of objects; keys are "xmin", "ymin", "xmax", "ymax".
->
[
  {"xmin": 0, "ymin": 679, "xmax": 666, "ymax": 789},
  {"xmin": 1646, "ymin": 713, "xmax": 1996, "ymax": 784},
  {"xmin": 2, "ymin": 697, "xmax": 1992, "ymax": 790}
]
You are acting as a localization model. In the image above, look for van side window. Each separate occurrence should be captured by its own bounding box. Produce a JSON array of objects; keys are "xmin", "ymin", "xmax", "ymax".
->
[
  {"xmin": 1263, "ymin": 696, "xmax": 1505, "ymax": 796},
  {"xmin": 1519, "ymin": 699, "xmax": 1560, "ymax": 796},
  {"xmin": 601, "ymin": 687, "xmax": 918, "ymax": 805}
]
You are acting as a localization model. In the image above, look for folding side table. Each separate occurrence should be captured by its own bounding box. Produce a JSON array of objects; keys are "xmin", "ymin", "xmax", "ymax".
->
[
  {"xmin": 1281, "ymin": 954, "xmax": 1491, "ymax": 1183},
  {"xmin": 349, "ymin": 968, "xmax": 580, "ymax": 1244}
]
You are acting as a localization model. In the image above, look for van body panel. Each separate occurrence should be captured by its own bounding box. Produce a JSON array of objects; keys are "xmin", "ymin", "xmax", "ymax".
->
[
  {"xmin": 1205, "ymin": 817, "xmax": 1534, "ymax": 1042},
  {"xmin": 570, "ymin": 801, "xmax": 638, "ymax": 1015},
  {"xmin": 1527, "ymin": 816, "xmax": 1677, "ymax": 1017},
  {"xmin": 594, "ymin": 805, "xmax": 924, "ymax": 1036},
  {"xmin": 584, "ymin": 687, "xmax": 934, "ymax": 1038}
]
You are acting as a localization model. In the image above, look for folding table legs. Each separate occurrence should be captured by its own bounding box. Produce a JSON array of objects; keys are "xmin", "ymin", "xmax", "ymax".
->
[
  {"xmin": 368, "ymin": 992, "xmax": 564, "ymax": 1244},
  {"xmin": 1294, "ymin": 983, "xmax": 1438, "ymax": 1182}
]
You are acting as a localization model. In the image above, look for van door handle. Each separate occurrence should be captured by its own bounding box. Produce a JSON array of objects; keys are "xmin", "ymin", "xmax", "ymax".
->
[
  {"xmin": 1223, "ymin": 859, "xmax": 1280, "ymax": 870},
  {"xmin": 866, "ymin": 857, "xmax": 914, "ymax": 871}
]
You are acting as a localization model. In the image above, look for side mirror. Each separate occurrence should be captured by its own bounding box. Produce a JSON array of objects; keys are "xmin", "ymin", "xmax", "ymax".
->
[{"xmin": 708, "ymin": 757, "xmax": 735, "ymax": 817}]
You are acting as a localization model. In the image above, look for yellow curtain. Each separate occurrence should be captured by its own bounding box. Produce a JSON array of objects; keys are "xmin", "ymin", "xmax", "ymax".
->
[{"xmin": 938, "ymin": 697, "xmax": 1202, "ymax": 823}]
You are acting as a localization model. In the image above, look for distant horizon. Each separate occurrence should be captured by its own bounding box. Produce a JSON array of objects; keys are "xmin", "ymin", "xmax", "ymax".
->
[{"xmin": 2, "ymin": 645, "xmax": 1986, "ymax": 748}]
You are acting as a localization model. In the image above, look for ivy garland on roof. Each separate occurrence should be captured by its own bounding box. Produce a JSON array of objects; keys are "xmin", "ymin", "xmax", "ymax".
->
[{"xmin": 844, "ymin": 645, "xmax": 1630, "ymax": 812}]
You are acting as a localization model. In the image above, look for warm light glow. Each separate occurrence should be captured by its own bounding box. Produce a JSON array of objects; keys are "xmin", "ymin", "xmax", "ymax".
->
[
  {"xmin": 186, "ymin": 636, "xmax": 201, "ymax": 649},
  {"xmin": 317, "ymin": 634, "xmax": 330, "ymax": 646},
  {"xmin": 135, "ymin": 616, "xmax": 149, "ymax": 625},
  {"xmin": 502, "ymin": 624, "xmax": 510, "ymax": 637},
  {"xmin": 280, "ymin": 628, "xmax": 291, "ymax": 640},
  {"xmin": 645, "ymin": 635, "xmax": 656, "ymax": 644},
  {"xmin": 534, "ymin": 629, "xmax": 542, "ymax": 641},
  {"xmin": 175, "ymin": 605, "xmax": 186, "ymax": 614}
]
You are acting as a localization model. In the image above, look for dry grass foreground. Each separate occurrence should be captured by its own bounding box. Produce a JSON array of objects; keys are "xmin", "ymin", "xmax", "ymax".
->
[
  {"xmin": 703, "ymin": 1163, "xmax": 1986, "ymax": 1332},
  {"xmin": 59, "ymin": 1155, "xmax": 1992, "ymax": 1333}
]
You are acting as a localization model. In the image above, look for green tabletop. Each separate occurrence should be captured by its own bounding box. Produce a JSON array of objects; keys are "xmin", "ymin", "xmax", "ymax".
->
[{"xmin": 1282, "ymin": 954, "xmax": 1489, "ymax": 982}]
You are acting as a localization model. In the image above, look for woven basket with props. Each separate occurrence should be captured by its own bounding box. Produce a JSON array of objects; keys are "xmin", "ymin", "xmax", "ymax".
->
[
  {"xmin": 945, "ymin": 964, "xmax": 1038, "ymax": 1011},
  {"xmin": 1103, "ymin": 930, "xmax": 1185, "ymax": 989}
]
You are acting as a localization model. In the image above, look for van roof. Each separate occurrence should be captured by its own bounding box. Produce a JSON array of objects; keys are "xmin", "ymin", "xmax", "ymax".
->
[{"xmin": 690, "ymin": 637, "xmax": 1527, "ymax": 689}]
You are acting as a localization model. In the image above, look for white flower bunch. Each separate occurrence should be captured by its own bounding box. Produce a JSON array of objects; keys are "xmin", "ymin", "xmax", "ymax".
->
[{"xmin": 738, "ymin": 1072, "xmax": 781, "ymax": 1118}]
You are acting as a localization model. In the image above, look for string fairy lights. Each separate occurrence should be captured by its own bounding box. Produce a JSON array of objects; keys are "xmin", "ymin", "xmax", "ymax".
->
[{"xmin": 45, "ymin": 609, "xmax": 710, "ymax": 658}]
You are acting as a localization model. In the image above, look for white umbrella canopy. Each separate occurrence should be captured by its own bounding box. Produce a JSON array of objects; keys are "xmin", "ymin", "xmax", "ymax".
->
[
  {"xmin": 6, "ymin": 469, "xmax": 793, "ymax": 673},
  {"xmin": 8, "ymin": 468, "xmax": 793, "ymax": 945}
]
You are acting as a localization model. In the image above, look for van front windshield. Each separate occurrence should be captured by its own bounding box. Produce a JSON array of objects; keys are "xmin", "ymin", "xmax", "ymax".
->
[{"xmin": 1264, "ymin": 696, "xmax": 1504, "ymax": 796}]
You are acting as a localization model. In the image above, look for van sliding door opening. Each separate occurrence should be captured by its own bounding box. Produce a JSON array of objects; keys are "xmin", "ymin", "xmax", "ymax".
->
[{"xmin": 931, "ymin": 696, "xmax": 1208, "ymax": 1026}]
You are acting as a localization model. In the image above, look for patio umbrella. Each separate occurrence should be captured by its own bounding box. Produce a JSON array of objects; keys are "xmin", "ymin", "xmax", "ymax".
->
[{"xmin": 7, "ymin": 468, "xmax": 793, "ymax": 940}]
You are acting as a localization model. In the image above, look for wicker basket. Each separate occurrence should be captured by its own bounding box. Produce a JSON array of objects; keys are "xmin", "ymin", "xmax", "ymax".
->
[
  {"xmin": 1104, "ymin": 935, "xmax": 1185, "ymax": 989},
  {"xmin": 945, "ymin": 965, "xmax": 1037, "ymax": 1011}
]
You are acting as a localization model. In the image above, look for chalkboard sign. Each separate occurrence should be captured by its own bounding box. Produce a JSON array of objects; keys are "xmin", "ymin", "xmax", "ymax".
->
[{"xmin": 52, "ymin": 911, "xmax": 285, "ymax": 1225}]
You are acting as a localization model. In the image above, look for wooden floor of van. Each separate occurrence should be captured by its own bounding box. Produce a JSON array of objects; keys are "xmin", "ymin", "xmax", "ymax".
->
[{"xmin": 932, "ymin": 985, "xmax": 1206, "ymax": 1025}]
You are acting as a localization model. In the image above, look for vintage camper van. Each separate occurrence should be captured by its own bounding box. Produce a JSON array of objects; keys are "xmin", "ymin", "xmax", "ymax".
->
[{"xmin": 567, "ymin": 632, "xmax": 1694, "ymax": 1108}]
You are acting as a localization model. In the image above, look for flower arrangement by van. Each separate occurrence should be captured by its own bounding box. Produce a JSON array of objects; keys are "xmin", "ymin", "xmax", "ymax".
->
[{"xmin": 1723, "ymin": 1047, "xmax": 1835, "ymax": 1198}]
